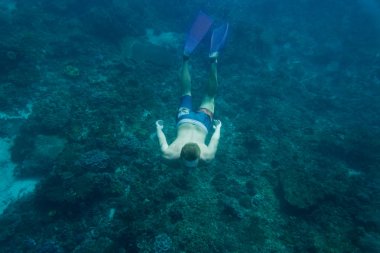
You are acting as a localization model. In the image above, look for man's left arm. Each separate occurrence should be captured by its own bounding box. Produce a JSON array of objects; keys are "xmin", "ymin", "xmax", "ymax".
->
[{"xmin": 204, "ymin": 120, "xmax": 221, "ymax": 161}]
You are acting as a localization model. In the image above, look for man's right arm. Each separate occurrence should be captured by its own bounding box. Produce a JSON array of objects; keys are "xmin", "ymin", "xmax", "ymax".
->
[
  {"xmin": 156, "ymin": 120, "xmax": 178, "ymax": 160},
  {"xmin": 156, "ymin": 120, "xmax": 168, "ymax": 152}
]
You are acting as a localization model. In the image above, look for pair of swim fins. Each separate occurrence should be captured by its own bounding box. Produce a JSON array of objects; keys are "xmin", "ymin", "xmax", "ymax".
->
[{"xmin": 183, "ymin": 11, "xmax": 229, "ymax": 57}]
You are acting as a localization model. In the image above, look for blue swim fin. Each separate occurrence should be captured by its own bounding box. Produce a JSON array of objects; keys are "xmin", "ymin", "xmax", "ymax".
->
[
  {"xmin": 209, "ymin": 23, "xmax": 229, "ymax": 58},
  {"xmin": 184, "ymin": 11, "xmax": 214, "ymax": 56}
]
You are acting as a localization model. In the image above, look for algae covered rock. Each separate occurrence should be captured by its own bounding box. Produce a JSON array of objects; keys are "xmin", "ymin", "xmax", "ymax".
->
[{"xmin": 279, "ymin": 167, "xmax": 325, "ymax": 211}]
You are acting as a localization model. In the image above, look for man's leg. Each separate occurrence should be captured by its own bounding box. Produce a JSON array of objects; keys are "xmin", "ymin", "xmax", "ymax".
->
[
  {"xmin": 181, "ymin": 57, "xmax": 191, "ymax": 96},
  {"xmin": 200, "ymin": 60, "xmax": 218, "ymax": 113},
  {"xmin": 177, "ymin": 57, "xmax": 193, "ymax": 119}
]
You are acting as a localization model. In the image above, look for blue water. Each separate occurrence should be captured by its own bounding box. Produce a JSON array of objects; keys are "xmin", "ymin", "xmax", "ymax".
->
[{"xmin": 0, "ymin": 0, "xmax": 379, "ymax": 252}]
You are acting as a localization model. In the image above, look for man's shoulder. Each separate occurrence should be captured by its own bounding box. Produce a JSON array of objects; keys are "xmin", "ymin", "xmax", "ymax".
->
[
  {"xmin": 162, "ymin": 145, "xmax": 180, "ymax": 160},
  {"xmin": 200, "ymin": 146, "xmax": 215, "ymax": 162}
]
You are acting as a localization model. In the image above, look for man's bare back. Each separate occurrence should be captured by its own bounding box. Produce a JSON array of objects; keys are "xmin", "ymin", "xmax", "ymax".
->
[{"xmin": 157, "ymin": 120, "xmax": 221, "ymax": 163}]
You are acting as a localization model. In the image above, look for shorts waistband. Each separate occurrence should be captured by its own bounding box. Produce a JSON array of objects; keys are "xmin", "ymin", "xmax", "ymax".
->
[{"xmin": 177, "ymin": 118, "xmax": 208, "ymax": 133}]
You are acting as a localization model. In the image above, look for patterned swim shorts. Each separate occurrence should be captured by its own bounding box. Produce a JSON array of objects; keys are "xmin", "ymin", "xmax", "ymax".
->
[{"xmin": 176, "ymin": 95, "xmax": 213, "ymax": 133}]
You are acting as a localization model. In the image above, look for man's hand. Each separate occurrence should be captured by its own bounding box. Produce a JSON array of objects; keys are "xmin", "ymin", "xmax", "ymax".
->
[
  {"xmin": 156, "ymin": 120, "xmax": 164, "ymax": 130},
  {"xmin": 213, "ymin": 119, "xmax": 222, "ymax": 130}
]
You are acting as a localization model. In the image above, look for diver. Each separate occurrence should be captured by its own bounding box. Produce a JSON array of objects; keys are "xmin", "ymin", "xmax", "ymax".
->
[{"xmin": 156, "ymin": 12, "xmax": 229, "ymax": 168}]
